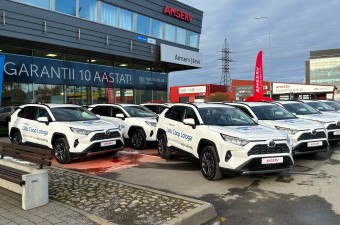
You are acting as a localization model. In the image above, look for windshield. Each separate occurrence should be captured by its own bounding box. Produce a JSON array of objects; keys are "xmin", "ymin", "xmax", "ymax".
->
[
  {"xmin": 305, "ymin": 101, "xmax": 336, "ymax": 112},
  {"xmin": 282, "ymin": 103, "xmax": 320, "ymax": 115},
  {"xmin": 323, "ymin": 101, "xmax": 340, "ymax": 110},
  {"xmin": 50, "ymin": 107, "xmax": 99, "ymax": 121},
  {"xmin": 251, "ymin": 105, "xmax": 296, "ymax": 120},
  {"xmin": 123, "ymin": 106, "xmax": 157, "ymax": 117},
  {"xmin": 198, "ymin": 107, "xmax": 257, "ymax": 126}
]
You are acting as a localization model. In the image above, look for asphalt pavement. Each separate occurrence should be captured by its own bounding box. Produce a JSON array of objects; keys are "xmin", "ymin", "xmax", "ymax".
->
[{"xmin": 0, "ymin": 137, "xmax": 217, "ymax": 225}]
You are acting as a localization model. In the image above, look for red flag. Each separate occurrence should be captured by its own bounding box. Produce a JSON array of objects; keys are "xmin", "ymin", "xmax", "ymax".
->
[{"xmin": 245, "ymin": 51, "xmax": 273, "ymax": 102}]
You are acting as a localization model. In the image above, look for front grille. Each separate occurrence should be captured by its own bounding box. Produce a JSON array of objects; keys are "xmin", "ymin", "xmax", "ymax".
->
[
  {"xmin": 293, "ymin": 141, "xmax": 328, "ymax": 154},
  {"xmin": 327, "ymin": 124, "xmax": 340, "ymax": 130},
  {"xmin": 297, "ymin": 131, "xmax": 326, "ymax": 141},
  {"xmin": 247, "ymin": 143, "xmax": 290, "ymax": 156},
  {"xmin": 90, "ymin": 131, "xmax": 121, "ymax": 141}
]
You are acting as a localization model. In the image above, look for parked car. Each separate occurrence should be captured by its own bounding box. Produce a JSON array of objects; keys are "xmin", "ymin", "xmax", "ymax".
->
[
  {"xmin": 88, "ymin": 104, "xmax": 157, "ymax": 149},
  {"xmin": 319, "ymin": 100, "xmax": 340, "ymax": 111},
  {"xmin": 141, "ymin": 103, "xmax": 171, "ymax": 115},
  {"xmin": 8, "ymin": 103, "xmax": 124, "ymax": 164},
  {"xmin": 227, "ymin": 102, "xmax": 329, "ymax": 155},
  {"xmin": 299, "ymin": 100, "xmax": 340, "ymax": 115},
  {"xmin": 156, "ymin": 103, "xmax": 293, "ymax": 180},
  {"xmin": 275, "ymin": 101, "xmax": 340, "ymax": 144},
  {"xmin": 0, "ymin": 105, "xmax": 20, "ymax": 124}
]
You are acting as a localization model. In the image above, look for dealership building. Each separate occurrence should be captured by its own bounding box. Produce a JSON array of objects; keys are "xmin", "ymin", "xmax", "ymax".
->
[{"xmin": 0, "ymin": 0, "xmax": 203, "ymax": 106}]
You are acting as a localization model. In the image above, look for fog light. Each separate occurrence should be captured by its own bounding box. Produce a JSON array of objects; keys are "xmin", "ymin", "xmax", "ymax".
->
[
  {"xmin": 74, "ymin": 139, "xmax": 79, "ymax": 148},
  {"xmin": 225, "ymin": 150, "xmax": 232, "ymax": 161}
]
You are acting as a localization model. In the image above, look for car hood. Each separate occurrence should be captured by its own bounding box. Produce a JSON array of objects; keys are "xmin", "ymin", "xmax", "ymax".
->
[
  {"xmin": 296, "ymin": 114, "xmax": 340, "ymax": 123},
  {"xmin": 208, "ymin": 125, "xmax": 287, "ymax": 141},
  {"xmin": 134, "ymin": 117, "xmax": 157, "ymax": 123},
  {"xmin": 59, "ymin": 120, "xmax": 119, "ymax": 130},
  {"xmin": 261, "ymin": 119, "xmax": 324, "ymax": 130}
]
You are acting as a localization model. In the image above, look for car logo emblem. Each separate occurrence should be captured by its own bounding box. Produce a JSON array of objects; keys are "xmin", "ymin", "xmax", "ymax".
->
[
  {"xmin": 268, "ymin": 140, "xmax": 276, "ymax": 148},
  {"xmin": 105, "ymin": 130, "xmax": 110, "ymax": 135},
  {"xmin": 311, "ymin": 129, "xmax": 317, "ymax": 135},
  {"xmin": 337, "ymin": 121, "xmax": 340, "ymax": 126}
]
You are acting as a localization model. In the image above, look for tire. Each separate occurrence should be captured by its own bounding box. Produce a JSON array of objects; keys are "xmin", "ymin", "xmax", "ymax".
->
[
  {"xmin": 158, "ymin": 134, "xmax": 171, "ymax": 159},
  {"xmin": 11, "ymin": 131, "xmax": 22, "ymax": 145},
  {"xmin": 200, "ymin": 146, "xmax": 223, "ymax": 181},
  {"xmin": 53, "ymin": 137, "xmax": 72, "ymax": 164},
  {"xmin": 130, "ymin": 129, "xmax": 147, "ymax": 149}
]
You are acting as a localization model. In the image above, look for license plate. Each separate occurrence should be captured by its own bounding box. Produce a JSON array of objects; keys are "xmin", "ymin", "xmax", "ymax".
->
[
  {"xmin": 334, "ymin": 131, "xmax": 340, "ymax": 135},
  {"xmin": 307, "ymin": 141, "xmax": 322, "ymax": 147},
  {"xmin": 261, "ymin": 157, "xmax": 283, "ymax": 164},
  {"xmin": 101, "ymin": 140, "xmax": 116, "ymax": 147}
]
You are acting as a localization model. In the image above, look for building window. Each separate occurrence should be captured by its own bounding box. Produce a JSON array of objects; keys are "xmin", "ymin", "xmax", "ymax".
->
[
  {"xmin": 2, "ymin": 82, "xmax": 33, "ymax": 106},
  {"xmin": 135, "ymin": 89, "xmax": 152, "ymax": 104},
  {"xmin": 55, "ymin": 0, "xmax": 76, "ymax": 16},
  {"xmin": 176, "ymin": 27, "xmax": 186, "ymax": 45},
  {"xmin": 188, "ymin": 31, "xmax": 199, "ymax": 48},
  {"xmin": 164, "ymin": 23, "xmax": 175, "ymax": 42},
  {"xmin": 13, "ymin": 0, "xmax": 50, "ymax": 9},
  {"xmin": 137, "ymin": 14, "xmax": 150, "ymax": 35},
  {"xmin": 151, "ymin": 19, "xmax": 163, "ymax": 39},
  {"xmin": 119, "ymin": 8, "xmax": 133, "ymax": 31},
  {"xmin": 101, "ymin": 2, "xmax": 117, "ymax": 27},
  {"xmin": 35, "ymin": 84, "xmax": 64, "ymax": 104},
  {"xmin": 79, "ymin": 0, "xmax": 98, "ymax": 22}
]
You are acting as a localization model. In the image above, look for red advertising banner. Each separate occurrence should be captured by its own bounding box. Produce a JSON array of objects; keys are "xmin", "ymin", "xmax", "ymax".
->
[{"xmin": 106, "ymin": 88, "xmax": 115, "ymax": 103}]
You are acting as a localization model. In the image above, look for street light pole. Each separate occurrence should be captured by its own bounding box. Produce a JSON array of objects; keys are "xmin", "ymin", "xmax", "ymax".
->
[{"xmin": 255, "ymin": 16, "xmax": 271, "ymax": 98}]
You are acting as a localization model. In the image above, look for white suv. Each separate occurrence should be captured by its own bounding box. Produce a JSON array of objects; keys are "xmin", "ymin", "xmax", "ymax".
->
[
  {"xmin": 88, "ymin": 104, "xmax": 157, "ymax": 149},
  {"xmin": 276, "ymin": 101, "xmax": 340, "ymax": 144},
  {"xmin": 8, "ymin": 104, "xmax": 124, "ymax": 164},
  {"xmin": 156, "ymin": 103, "xmax": 293, "ymax": 180},
  {"xmin": 227, "ymin": 102, "xmax": 329, "ymax": 155}
]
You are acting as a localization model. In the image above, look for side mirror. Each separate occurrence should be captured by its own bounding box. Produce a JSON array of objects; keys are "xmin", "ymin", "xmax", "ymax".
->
[
  {"xmin": 253, "ymin": 118, "xmax": 259, "ymax": 123},
  {"xmin": 37, "ymin": 117, "xmax": 49, "ymax": 125},
  {"xmin": 183, "ymin": 118, "xmax": 196, "ymax": 129},
  {"xmin": 116, "ymin": 113, "xmax": 125, "ymax": 120},
  {"xmin": 292, "ymin": 113, "xmax": 297, "ymax": 116},
  {"xmin": 96, "ymin": 114, "xmax": 101, "ymax": 119}
]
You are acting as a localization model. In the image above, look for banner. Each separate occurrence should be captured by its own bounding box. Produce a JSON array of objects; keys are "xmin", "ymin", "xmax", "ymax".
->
[
  {"xmin": 0, "ymin": 55, "xmax": 4, "ymax": 107},
  {"xmin": 253, "ymin": 51, "xmax": 263, "ymax": 100}
]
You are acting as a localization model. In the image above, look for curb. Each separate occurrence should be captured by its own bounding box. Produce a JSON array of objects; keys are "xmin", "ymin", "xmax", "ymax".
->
[{"xmin": 51, "ymin": 166, "xmax": 217, "ymax": 225}]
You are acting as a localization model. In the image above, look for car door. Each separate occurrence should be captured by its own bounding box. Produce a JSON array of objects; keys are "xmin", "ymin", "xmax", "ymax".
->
[
  {"xmin": 180, "ymin": 106, "xmax": 200, "ymax": 154},
  {"xmin": 163, "ymin": 106, "xmax": 186, "ymax": 149},
  {"xmin": 111, "ymin": 106, "xmax": 128, "ymax": 135},
  {"xmin": 35, "ymin": 107, "xmax": 52, "ymax": 147},
  {"xmin": 16, "ymin": 106, "xmax": 39, "ymax": 144}
]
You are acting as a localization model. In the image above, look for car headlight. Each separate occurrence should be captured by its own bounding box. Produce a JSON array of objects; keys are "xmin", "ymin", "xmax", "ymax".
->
[
  {"xmin": 220, "ymin": 134, "xmax": 249, "ymax": 146},
  {"xmin": 275, "ymin": 126, "xmax": 298, "ymax": 135},
  {"xmin": 145, "ymin": 121, "xmax": 157, "ymax": 127},
  {"xmin": 70, "ymin": 127, "xmax": 92, "ymax": 135}
]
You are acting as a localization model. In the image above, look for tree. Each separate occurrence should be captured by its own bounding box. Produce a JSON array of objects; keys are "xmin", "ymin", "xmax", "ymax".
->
[{"xmin": 205, "ymin": 92, "xmax": 229, "ymax": 102}]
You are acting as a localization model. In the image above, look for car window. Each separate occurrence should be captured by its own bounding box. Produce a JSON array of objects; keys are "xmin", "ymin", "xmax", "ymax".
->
[
  {"xmin": 184, "ymin": 107, "xmax": 199, "ymax": 124},
  {"xmin": 37, "ymin": 108, "xmax": 52, "ymax": 121},
  {"xmin": 233, "ymin": 106, "xmax": 254, "ymax": 118},
  {"xmin": 251, "ymin": 105, "xmax": 296, "ymax": 120},
  {"xmin": 93, "ymin": 106, "xmax": 112, "ymax": 116},
  {"xmin": 305, "ymin": 102, "xmax": 335, "ymax": 112},
  {"xmin": 283, "ymin": 103, "xmax": 320, "ymax": 115},
  {"xmin": 17, "ymin": 106, "xmax": 39, "ymax": 120},
  {"xmin": 123, "ymin": 106, "xmax": 156, "ymax": 117},
  {"xmin": 198, "ymin": 107, "xmax": 256, "ymax": 126},
  {"xmin": 165, "ymin": 106, "xmax": 185, "ymax": 122},
  {"xmin": 50, "ymin": 107, "xmax": 98, "ymax": 121},
  {"xmin": 112, "ymin": 107, "xmax": 126, "ymax": 117}
]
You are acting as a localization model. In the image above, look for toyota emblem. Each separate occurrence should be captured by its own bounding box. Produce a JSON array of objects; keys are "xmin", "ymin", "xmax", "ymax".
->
[
  {"xmin": 311, "ymin": 129, "xmax": 317, "ymax": 135},
  {"xmin": 268, "ymin": 140, "xmax": 276, "ymax": 148},
  {"xmin": 105, "ymin": 130, "xmax": 110, "ymax": 135}
]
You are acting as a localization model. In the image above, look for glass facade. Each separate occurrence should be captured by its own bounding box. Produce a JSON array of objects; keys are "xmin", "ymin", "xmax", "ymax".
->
[
  {"xmin": 11, "ymin": 0, "xmax": 200, "ymax": 49},
  {"xmin": 310, "ymin": 57, "xmax": 340, "ymax": 89},
  {"xmin": 55, "ymin": 0, "xmax": 77, "ymax": 16}
]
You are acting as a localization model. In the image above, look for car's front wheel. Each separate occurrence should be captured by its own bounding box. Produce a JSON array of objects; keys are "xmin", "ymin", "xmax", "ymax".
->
[
  {"xmin": 11, "ymin": 131, "xmax": 22, "ymax": 145},
  {"xmin": 53, "ymin": 137, "xmax": 72, "ymax": 164},
  {"xmin": 200, "ymin": 146, "xmax": 223, "ymax": 181},
  {"xmin": 130, "ymin": 129, "xmax": 147, "ymax": 149},
  {"xmin": 158, "ymin": 134, "xmax": 171, "ymax": 159}
]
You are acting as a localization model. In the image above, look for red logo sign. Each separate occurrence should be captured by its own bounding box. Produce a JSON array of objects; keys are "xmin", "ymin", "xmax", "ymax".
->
[{"xmin": 164, "ymin": 5, "xmax": 193, "ymax": 22}]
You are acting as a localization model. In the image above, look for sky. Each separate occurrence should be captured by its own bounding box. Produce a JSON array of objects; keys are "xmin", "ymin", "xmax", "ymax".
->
[{"xmin": 170, "ymin": 0, "xmax": 340, "ymax": 87}]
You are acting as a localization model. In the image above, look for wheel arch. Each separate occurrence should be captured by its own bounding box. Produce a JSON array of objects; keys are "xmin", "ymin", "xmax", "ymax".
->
[
  {"xmin": 9, "ymin": 127, "xmax": 21, "ymax": 138},
  {"xmin": 51, "ymin": 132, "xmax": 69, "ymax": 147},
  {"xmin": 128, "ymin": 126, "xmax": 145, "ymax": 137},
  {"xmin": 156, "ymin": 128, "xmax": 166, "ymax": 140},
  {"xmin": 197, "ymin": 139, "xmax": 220, "ymax": 162}
]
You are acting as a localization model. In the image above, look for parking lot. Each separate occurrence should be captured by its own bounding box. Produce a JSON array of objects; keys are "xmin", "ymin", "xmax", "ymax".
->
[{"xmin": 52, "ymin": 143, "xmax": 340, "ymax": 225}]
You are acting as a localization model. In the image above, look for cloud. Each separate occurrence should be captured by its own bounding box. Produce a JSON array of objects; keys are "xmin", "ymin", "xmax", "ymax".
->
[{"xmin": 171, "ymin": 0, "xmax": 340, "ymax": 86}]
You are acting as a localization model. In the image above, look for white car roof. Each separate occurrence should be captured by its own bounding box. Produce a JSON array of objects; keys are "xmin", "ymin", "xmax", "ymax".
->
[
  {"xmin": 20, "ymin": 103, "xmax": 81, "ymax": 108},
  {"xmin": 275, "ymin": 101, "xmax": 301, "ymax": 105},
  {"xmin": 228, "ymin": 102, "xmax": 275, "ymax": 107},
  {"xmin": 88, "ymin": 103, "xmax": 138, "ymax": 107},
  {"xmin": 172, "ymin": 102, "xmax": 235, "ymax": 109}
]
